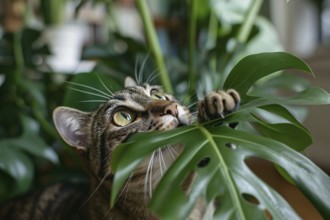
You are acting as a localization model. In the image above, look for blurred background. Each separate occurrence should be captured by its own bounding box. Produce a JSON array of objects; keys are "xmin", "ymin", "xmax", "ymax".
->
[{"xmin": 0, "ymin": 0, "xmax": 329, "ymax": 219}]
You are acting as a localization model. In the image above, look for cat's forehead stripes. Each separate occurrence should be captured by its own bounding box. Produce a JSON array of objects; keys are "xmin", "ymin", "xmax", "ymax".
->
[
  {"xmin": 125, "ymin": 84, "xmax": 163, "ymax": 96},
  {"xmin": 112, "ymin": 84, "xmax": 165, "ymax": 103},
  {"xmin": 102, "ymin": 84, "xmax": 175, "ymax": 118},
  {"xmin": 104, "ymin": 85, "xmax": 154, "ymax": 113}
]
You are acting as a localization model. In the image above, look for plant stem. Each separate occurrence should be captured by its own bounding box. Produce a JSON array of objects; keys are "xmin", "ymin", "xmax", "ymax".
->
[
  {"xmin": 198, "ymin": 125, "xmax": 246, "ymax": 220},
  {"xmin": 188, "ymin": 0, "xmax": 197, "ymax": 97},
  {"xmin": 13, "ymin": 31, "xmax": 24, "ymax": 84},
  {"xmin": 219, "ymin": 0, "xmax": 263, "ymax": 81},
  {"xmin": 31, "ymin": 104, "xmax": 61, "ymax": 141},
  {"xmin": 136, "ymin": 0, "xmax": 173, "ymax": 93},
  {"xmin": 236, "ymin": 0, "xmax": 263, "ymax": 44},
  {"xmin": 13, "ymin": 30, "xmax": 61, "ymax": 142},
  {"xmin": 206, "ymin": 12, "xmax": 220, "ymax": 87}
]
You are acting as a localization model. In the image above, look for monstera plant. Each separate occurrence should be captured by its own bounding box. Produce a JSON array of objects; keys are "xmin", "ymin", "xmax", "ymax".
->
[
  {"xmin": 110, "ymin": 52, "xmax": 330, "ymax": 220},
  {"xmin": 105, "ymin": 0, "xmax": 330, "ymax": 220},
  {"xmin": 1, "ymin": 0, "xmax": 330, "ymax": 219}
]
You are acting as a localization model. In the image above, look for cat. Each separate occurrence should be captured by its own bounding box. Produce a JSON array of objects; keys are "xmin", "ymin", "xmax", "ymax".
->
[{"xmin": 0, "ymin": 77, "xmax": 240, "ymax": 220}]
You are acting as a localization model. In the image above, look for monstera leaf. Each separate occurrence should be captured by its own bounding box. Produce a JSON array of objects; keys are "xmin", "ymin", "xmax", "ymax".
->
[
  {"xmin": 0, "ymin": 115, "xmax": 59, "ymax": 201},
  {"xmin": 110, "ymin": 52, "xmax": 330, "ymax": 219}
]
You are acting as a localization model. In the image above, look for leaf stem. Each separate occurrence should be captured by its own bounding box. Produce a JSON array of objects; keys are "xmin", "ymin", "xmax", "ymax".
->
[
  {"xmin": 207, "ymin": 12, "xmax": 218, "ymax": 73},
  {"xmin": 136, "ymin": 0, "xmax": 173, "ymax": 93},
  {"xmin": 198, "ymin": 124, "xmax": 246, "ymax": 220},
  {"xmin": 218, "ymin": 0, "xmax": 263, "ymax": 86},
  {"xmin": 13, "ymin": 30, "xmax": 61, "ymax": 142},
  {"xmin": 236, "ymin": 0, "xmax": 263, "ymax": 44},
  {"xmin": 31, "ymin": 104, "xmax": 61, "ymax": 141},
  {"xmin": 13, "ymin": 31, "xmax": 24, "ymax": 84},
  {"xmin": 188, "ymin": 0, "xmax": 197, "ymax": 97}
]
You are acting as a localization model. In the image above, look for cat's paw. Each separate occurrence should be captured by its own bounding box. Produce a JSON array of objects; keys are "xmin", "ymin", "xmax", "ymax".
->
[{"xmin": 198, "ymin": 89, "xmax": 240, "ymax": 122}]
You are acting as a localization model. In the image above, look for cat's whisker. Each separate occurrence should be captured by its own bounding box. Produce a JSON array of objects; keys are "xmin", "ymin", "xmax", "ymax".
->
[
  {"xmin": 160, "ymin": 149, "xmax": 167, "ymax": 171},
  {"xmin": 184, "ymin": 94, "xmax": 198, "ymax": 108},
  {"xmin": 168, "ymin": 145, "xmax": 179, "ymax": 156},
  {"xmin": 102, "ymin": 172, "xmax": 132, "ymax": 220},
  {"xmin": 123, "ymin": 173, "xmax": 133, "ymax": 207},
  {"xmin": 187, "ymin": 99, "xmax": 199, "ymax": 109},
  {"xmin": 80, "ymin": 100, "xmax": 107, "ymax": 103},
  {"xmin": 144, "ymin": 152, "xmax": 155, "ymax": 200},
  {"xmin": 158, "ymin": 149, "xmax": 163, "ymax": 176},
  {"xmin": 115, "ymin": 173, "xmax": 133, "ymax": 207},
  {"xmin": 67, "ymin": 81, "xmax": 112, "ymax": 98},
  {"xmin": 102, "ymin": 209, "xmax": 111, "ymax": 220},
  {"xmin": 80, "ymin": 168, "xmax": 112, "ymax": 209},
  {"xmin": 166, "ymin": 145, "xmax": 176, "ymax": 160},
  {"xmin": 95, "ymin": 73, "xmax": 114, "ymax": 96},
  {"xmin": 138, "ymin": 53, "xmax": 150, "ymax": 84},
  {"xmin": 180, "ymin": 80, "xmax": 196, "ymax": 105},
  {"xmin": 146, "ymin": 68, "xmax": 159, "ymax": 84},
  {"xmin": 134, "ymin": 57, "xmax": 139, "ymax": 84},
  {"xmin": 148, "ymin": 72, "xmax": 159, "ymax": 84},
  {"xmin": 149, "ymin": 153, "xmax": 155, "ymax": 198},
  {"xmin": 68, "ymin": 87, "xmax": 111, "ymax": 100}
]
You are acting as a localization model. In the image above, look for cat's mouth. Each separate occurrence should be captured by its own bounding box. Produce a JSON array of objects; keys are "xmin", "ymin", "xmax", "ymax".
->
[{"xmin": 158, "ymin": 115, "xmax": 189, "ymax": 131}]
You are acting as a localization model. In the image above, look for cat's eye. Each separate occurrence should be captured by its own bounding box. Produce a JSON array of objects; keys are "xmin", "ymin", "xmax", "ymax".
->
[
  {"xmin": 151, "ymin": 92, "xmax": 167, "ymax": 100},
  {"xmin": 113, "ymin": 109, "xmax": 136, "ymax": 127}
]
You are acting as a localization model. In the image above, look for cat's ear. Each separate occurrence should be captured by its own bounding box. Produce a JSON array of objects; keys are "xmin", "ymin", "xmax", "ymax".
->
[
  {"xmin": 53, "ymin": 107, "xmax": 91, "ymax": 152},
  {"xmin": 125, "ymin": 76, "xmax": 137, "ymax": 87}
]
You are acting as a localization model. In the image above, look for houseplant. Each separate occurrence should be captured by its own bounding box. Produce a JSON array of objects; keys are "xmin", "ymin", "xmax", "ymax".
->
[
  {"xmin": 0, "ymin": 0, "xmax": 329, "ymax": 219},
  {"xmin": 105, "ymin": 0, "xmax": 330, "ymax": 219}
]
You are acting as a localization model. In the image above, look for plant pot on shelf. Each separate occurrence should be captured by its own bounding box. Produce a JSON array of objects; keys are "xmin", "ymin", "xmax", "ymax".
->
[{"xmin": 41, "ymin": 23, "xmax": 94, "ymax": 73}]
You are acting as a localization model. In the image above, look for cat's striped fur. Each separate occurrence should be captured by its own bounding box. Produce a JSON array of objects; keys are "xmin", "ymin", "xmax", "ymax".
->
[{"xmin": 0, "ymin": 77, "xmax": 240, "ymax": 220}]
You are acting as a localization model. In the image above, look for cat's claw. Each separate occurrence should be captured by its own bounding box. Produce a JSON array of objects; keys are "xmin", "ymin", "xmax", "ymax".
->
[{"xmin": 198, "ymin": 89, "xmax": 240, "ymax": 122}]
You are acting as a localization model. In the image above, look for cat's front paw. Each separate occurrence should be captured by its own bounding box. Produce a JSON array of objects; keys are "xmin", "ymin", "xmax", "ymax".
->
[{"xmin": 198, "ymin": 89, "xmax": 240, "ymax": 122}]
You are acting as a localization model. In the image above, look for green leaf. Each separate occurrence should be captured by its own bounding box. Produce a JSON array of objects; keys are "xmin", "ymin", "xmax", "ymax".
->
[
  {"xmin": 19, "ymin": 80, "xmax": 46, "ymax": 114},
  {"xmin": 249, "ymin": 73, "xmax": 309, "ymax": 96},
  {"xmin": 223, "ymin": 52, "xmax": 313, "ymax": 98},
  {"xmin": 19, "ymin": 115, "xmax": 59, "ymax": 163},
  {"xmin": 252, "ymin": 119, "xmax": 312, "ymax": 151},
  {"xmin": 0, "ymin": 114, "xmax": 58, "ymax": 199},
  {"xmin": 0, "ymin": 142, "xmax": 34, "ymax": 196},
  {"xmin": 252, "ymin": 105, "xmax": 312, "ymax": 151},
  {"xmin": 239, "ymin": 87, "xmax": 330, "ymax": 111},
  {"xmin": 111, "ymin": 123, "xmax": 330, "ymax": 219}
]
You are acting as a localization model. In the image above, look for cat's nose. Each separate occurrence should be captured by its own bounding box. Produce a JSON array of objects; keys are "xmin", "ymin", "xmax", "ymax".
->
[{"xmin": 164, "ymin": 103, "xmax": 178, "ymax": 117}]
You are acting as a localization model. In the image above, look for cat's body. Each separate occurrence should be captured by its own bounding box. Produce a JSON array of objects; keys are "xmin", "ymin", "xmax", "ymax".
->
[{"xmin": 0, "ymin": 77, "xmax": 240, "ymax": 220}]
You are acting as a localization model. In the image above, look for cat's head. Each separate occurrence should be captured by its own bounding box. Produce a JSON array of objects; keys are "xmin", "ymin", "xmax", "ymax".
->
[{"xmin": 53, "ymin": 77, "xmax": 191, "ymax": 178}]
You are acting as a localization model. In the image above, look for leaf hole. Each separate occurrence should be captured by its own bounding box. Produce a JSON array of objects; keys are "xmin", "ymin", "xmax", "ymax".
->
[
  {"xmin": 229, "ymin": 122, "xmax": 238, "ymax": 129},
  {"xmin": 180, "ymin": 171, "xmax": 196, "ymax": 195},
  {"xmin": 197, "ymin": 157, "xmax": 210, "ymax": 168},
  {"xmin": 225, "ymin": 143, "xmax": 237, "ymax": 149},
  {"xmin": 245, "ymin": 157, "xmax": 323, "ymax": 219},
  {"xmin": 264, "ymin": 209, "xmax": 273, "ymax": 220},
  {"xmin": 241, "ymin": 193, "xmax": 260, "ymax": 205}
]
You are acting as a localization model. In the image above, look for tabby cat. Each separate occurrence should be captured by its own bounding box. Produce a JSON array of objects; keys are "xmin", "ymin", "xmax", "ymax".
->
[{"xmin": 0, "ymin": 77, "xmax": 240, "ymax": 220}]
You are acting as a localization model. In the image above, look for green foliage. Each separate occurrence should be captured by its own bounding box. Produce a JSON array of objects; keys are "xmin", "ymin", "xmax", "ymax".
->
[
  {"xmin": 223, "ymin": 52, "xmax": 313, "ymax": 98},
  {"xmin": 0, "ymin": 115, "xmax": 59, "ymax": 201},
  {"xmin": 1, "ymin": 1, "xmax": 330, "ymax": 220},
  {"xmin": 111, "ymin": 52, "xmax": 330, "ymax": 219},
  {"xmin": 0, "ymin": 28, "xmax": 60, "ymax": 201}
]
